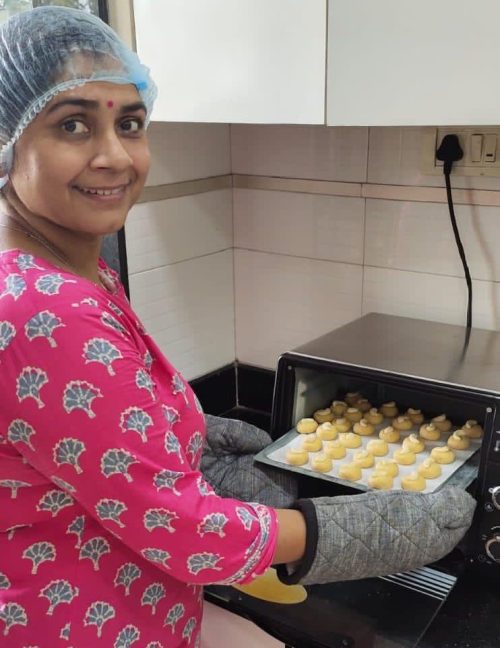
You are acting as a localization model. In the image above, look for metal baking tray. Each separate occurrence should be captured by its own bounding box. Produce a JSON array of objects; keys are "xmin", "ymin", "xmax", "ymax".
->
[{"xmin": 254, "ymin": 423, "xmax": 481, "ymax": 494}]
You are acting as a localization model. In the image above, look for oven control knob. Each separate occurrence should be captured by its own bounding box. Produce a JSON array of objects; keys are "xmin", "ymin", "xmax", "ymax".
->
[
  {"xmin": 485, "ymin": 532, "xmax": 500, "ymax": 562},
  {"xmin": 491, "ymin": 486, "xmax": 500, "ymax": 510}
]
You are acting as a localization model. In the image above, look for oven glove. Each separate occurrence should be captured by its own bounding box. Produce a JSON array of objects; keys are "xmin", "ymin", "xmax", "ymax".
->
[
  {"xmin": 200, "ymin": 414, "xmax": 298, "ymax": 508},
  {"xmin": 276, "ymin": 487, "xmax": 476, "ymax": 585}
]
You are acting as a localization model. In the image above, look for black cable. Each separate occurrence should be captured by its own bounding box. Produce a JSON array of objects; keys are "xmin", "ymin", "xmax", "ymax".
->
[{"xmin": 436, "ymin": 134, "xmax": 472, "ymax": 329}]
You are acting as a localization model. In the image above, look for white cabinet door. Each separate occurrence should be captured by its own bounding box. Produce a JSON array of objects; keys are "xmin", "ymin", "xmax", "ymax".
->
[
  {"xmin": 327, "ymin": 0, "xmax": 500, "ymax": 126},
  {"xmin": 133, "ymin": 0, "xmax": 326, "ymax": 124}
]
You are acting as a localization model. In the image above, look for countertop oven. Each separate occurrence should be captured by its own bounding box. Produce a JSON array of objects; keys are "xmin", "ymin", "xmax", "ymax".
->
[
  {"xmin": 207, "ymin": 313, "xmax": 500, "ymax": 647},
  {"xmin": 268, "ymin": 313, "xmax": 500, "ymax": 576}
]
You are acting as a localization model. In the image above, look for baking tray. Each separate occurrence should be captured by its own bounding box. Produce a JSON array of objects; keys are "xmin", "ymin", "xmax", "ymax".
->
[{"xmin": 254, "ymin": 422, "xmax": 482, "ymax": 494}]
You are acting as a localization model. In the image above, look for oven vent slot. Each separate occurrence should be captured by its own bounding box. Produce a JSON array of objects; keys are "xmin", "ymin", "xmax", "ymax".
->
[{"xmin": 378, "ymin": 566, "xmax": 456, "ymax": 601}]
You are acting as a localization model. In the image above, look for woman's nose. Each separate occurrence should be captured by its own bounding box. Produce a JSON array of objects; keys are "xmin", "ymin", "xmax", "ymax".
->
[{"xmin": 89, "ymin": 131, "xmax": 133, "ymax": 171}]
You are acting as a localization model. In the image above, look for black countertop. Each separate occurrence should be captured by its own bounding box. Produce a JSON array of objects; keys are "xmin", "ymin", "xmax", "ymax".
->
[
  {"xmin": 417, "ymin": 569, "xmax": 500, "ymax": 648},
  {"xmin": 205, "ymin": 566, "xmax": 500, "ymax": 648}
]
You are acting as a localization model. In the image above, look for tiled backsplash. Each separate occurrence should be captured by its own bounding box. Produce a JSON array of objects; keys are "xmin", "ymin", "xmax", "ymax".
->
[
  {"xmin": 126, "ymin": 123, "xmax": 234, "ymax": 381},
  {"xmin": 126, "ymin": 123, "xmax": 500, "ymax": 379}
]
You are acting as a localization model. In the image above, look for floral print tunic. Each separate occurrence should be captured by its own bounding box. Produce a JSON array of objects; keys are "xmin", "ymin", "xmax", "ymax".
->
[{"xmin": 0, "ymin": 249, "xmax": 278, "ymax": 647}]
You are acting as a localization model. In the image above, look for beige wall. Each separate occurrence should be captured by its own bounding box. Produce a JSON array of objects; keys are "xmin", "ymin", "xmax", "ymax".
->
[
  {"xmin": 127, "ymin": 122, "xmax": 500, "ymax": 378},
  {"xmin": 232, "ymin": 125, "xmax": 500, "ymax": 368}
]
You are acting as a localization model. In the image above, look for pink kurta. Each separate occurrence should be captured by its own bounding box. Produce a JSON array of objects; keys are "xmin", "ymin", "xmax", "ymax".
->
[{"xmin": 0, "ymin": 249, "xmax": 278, "ymax": 647}]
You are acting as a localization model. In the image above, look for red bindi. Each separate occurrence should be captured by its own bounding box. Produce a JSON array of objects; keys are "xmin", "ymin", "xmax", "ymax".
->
[{"xmin": 106, "ymin": 100, "xmax": 114, "ymax": 108}]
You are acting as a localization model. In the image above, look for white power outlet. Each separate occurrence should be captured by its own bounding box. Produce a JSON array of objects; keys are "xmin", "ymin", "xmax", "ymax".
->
[{"xmin": 422, "ymin": 127, "xmax": 500, "ymax": 177}]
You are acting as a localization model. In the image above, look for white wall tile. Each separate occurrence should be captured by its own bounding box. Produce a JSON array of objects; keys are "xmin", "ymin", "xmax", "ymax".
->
[
  {"xmin": 234, "ymin": 250, "xmax": 363, "ymax": 368},
  {"xmin": 234, "ymin": 189, "xmax": 365, "ymax": 264},
  {"xmin": 368, "ymin": 127, "xmax": 500, "ymax": 190},
  {"xmin": 363, "ymin": 266, "xmax": 500, "ymax": 331},
  {"xmin": 129, "ymin": 250, "xmax": 235, "ymax": 380},
  {"xmin": 231, "ymin": 125, "xmax": 368, "ymax": 182},
  {"xmin": 146, "ymin": 122, "xmax": 231, "ymax": 186},
  {"xmin": 126, "ymin": 189, "xmax": 232, "ymax": 273},
  {"xmin": 365, "ymin": 199, "xmax": 500, "ymax": 281}
]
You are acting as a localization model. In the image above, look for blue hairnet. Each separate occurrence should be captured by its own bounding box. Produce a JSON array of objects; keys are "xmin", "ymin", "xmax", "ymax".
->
[{"xmin": 0, "ymin": 6, "xmax": 157, "ymax": 187}]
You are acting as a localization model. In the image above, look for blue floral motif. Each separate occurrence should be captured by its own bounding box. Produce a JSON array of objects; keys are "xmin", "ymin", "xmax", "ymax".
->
[
  {"xmin": 35, "ymin": 273, "xmax": 76, "ymax": 295},
  {"xmin": 0, "ymin": 320, "xmax": 16, "ymax": 352},
  {"xmin": 101, "ymin": 449, "xmax": 138, "ymax": 483},
  {"xmin": 25, "ymin": 310, "xmax": 65, "ymax": 348},
  {"xmin": 16, "ymin": 253, "xmax": 44, "ymax": 271},
  {"xmin": 22, "ymin": 541, "xmax": 56, "ymax": 574},
  {"xmin": 84, "ymin": 601, "xmax": 115, "ymax": 638},
  {"xmin": 187, "ymin": 552, "xmax": 223, "ymax": 576},
  {"xmin": 164, "ymin": 431, "xmax": 184, "ymax": 463},
  {"xmin": 196, "ymin": 476, "xmax": 215, "ymax": 497},
  {"xmin": 0, "ymin": 602, "xmax": 28, "ymax": 636},
  {"xmin": 197, "ymin": 513, "xmax": 228, "ymax": 538},
  {"xmin": 186, "ymin": 431, "xmax": 203, "ymax": 464},
  {"xmin": 0, "ymin": 273, "xmax": 27, "ymax": 301},
  {"xmin": 79, "ymin": 537, "xmax": 111, "ymax": 571},
  {"xmin": 37, "ymin": 490, "xmax": 74, "ymax": 517},
  {"xmin": 171, "ymin": 373, "xmax": 189, "ymax": 406},
  {"xmin": 162, "ymin": 405, "xmax": 180, "ymax": 429},
  {"xmin": 114, "ymin": 563, "xmax": 142, "ymax": 596},
  {"xmin": 0, "ymin": 479, "xmax": 31, "ymax": 499},
  {"xmin": 141, "ymin": 583, "xmax": 166, "ymax": 615},
  {"xmin": 143, "ymin": 508, "xmax": 178, "ymax": 534},
  {"xmin": 136, "ymin": 368, "xmax": 156, "ymax": 400},
  {"xmin": 114, "ymin": 624, "xmax": 141, "ymax": 647},
  {"xmin": 120, "ymin": 406, "xmax": 153, "ymax": 443},
  {"xmin": 83, "ymin": 338, "xmax": 122, "ymax": 376},
  {"xmin": 153, "ymin": 469, "xmax": 183, "ymax": 496},
  {"xmin": 182, "ymin": 617, "xmax": 197, "ymax": 643},
  {"xmin": 39, "ymin": 580, "xmax": 79, "ymax": 615},
  {"xmin": 53, "ymin": 438, "xmax": 86, "ymax": 474},
  {"xmin": 16, "ymin": 367, "xmax": 48, "ymax": 408},
  {"xmin": 236, "ymin": 507, "xmax": 257, "ymax": 531},
  {"xmin": 141, "ymin": 548, "xmax": 171, "ymax": 569},
  {"xmin": 162, "ymin": 603, "xmax": 184, "ymax": 633},
  {"xmin": 7, "ymin": 419, "xmax": 36, "ymax": 450},
  {"xmin": 107, "ymin": 300, "xmax": 124, "ymax": 317},
  {"xmin": 63, "ymin": 380, "xmax": 103, "ymax": 418},
  {"xmin": 101, "ymin": 311, "xmax": 127, "ymax": 337}
]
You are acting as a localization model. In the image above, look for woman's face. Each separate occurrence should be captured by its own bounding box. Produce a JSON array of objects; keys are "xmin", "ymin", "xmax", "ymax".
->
[{"xmin": 9, "ymin": 81, "xmax": 150, "ymax": 235}]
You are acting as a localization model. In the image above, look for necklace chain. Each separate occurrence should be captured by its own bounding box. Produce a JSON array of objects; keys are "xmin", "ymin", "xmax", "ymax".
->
[
  {"xmin": 0, "ymin": 222, "xmax": 70, "ymax": 266},
  {"xmin": 0, "ymin": 221, "xmax": 105, "ymax": 289}
]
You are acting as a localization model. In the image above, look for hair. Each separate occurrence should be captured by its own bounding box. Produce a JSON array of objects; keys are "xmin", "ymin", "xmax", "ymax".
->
[{"xmin": 0, "ymin": 6, "xmax": 156, "ymax": 186}]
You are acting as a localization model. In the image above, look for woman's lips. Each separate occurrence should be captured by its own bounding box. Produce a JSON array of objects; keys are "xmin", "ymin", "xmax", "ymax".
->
[{"xmin": 73, "ymin": 183, "xmax": 130, "ymax": 202}]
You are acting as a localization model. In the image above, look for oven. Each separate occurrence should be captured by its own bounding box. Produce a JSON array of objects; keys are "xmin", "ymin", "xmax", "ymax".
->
[{"xmin": 260, "ymin": 313, "xmax": 500, "ymax": 578}]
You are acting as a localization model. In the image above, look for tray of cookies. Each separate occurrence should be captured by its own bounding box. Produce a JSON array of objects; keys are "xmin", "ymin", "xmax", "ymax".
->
[{"xmin": 254, "ymin": 393, "xmax": 483, "ymax": 493}]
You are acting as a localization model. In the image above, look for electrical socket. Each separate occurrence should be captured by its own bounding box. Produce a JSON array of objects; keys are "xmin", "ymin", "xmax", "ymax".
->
[{"xmin": 422, "ymin": 127, "xmax": 500, "ymax": 177}]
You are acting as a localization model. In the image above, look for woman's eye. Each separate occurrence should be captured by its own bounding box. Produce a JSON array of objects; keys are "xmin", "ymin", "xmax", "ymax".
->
[
  {"xmin": 120, "ymin": 118, "xmax": 143, "ymax": 133},
  {"xmin": 61, "ymin": 119, "xmax": 89, "ymax": 135}
]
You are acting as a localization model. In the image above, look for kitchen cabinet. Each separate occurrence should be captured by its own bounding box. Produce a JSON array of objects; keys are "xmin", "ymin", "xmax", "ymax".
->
[
  {"xmin": 327, "ymin": 0, "xmax": 500, "ymax": 126},
  {"xmin": 132, "ymin": 0, "xmax": 326, "ymax": 124}
]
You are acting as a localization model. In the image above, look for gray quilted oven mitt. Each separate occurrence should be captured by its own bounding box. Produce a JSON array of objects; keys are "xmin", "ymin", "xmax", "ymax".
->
[
  {"xmin": 277, "ymin": 487, "xmax": 476, "ymax": 585},
  {"xmin": 200, "ymin": 414, "xmax": 298, "ymax": 508}
]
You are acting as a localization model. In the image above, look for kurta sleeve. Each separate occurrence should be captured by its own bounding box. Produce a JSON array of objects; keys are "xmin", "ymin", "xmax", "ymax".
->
[{"xmin": 2, "ymin": 278, "xmax": 278, "ymax": 586}]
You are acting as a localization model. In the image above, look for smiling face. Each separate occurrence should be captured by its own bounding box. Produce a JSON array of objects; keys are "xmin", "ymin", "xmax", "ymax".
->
[{"xmin": 8, "ymin": 81, "xmax": 150, "ymax": 236}]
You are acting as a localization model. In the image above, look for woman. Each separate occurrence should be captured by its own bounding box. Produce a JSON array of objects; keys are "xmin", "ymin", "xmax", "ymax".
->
[{"xmin": 0, "ymin": 7, "xmax": 475, "ymax": 647}]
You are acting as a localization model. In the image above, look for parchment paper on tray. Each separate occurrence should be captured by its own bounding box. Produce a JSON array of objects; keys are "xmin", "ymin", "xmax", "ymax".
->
[{"xmin": 254, "ymin": 422, "xmax": 482, "ymax": 494}]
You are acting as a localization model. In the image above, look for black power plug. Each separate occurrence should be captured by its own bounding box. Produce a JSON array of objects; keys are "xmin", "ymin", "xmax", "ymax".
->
[
  {"xmin": 436, "ymin": 134, "xmax": 464, "ymax": 175},
  {"xmin": 435, "ymin": 133, "xmax": 472, "ymax": 329}
]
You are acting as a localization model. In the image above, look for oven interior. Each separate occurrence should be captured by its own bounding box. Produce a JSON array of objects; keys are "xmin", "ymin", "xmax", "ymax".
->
[{"xmin": 270, "ymin": 357, "xmax": 499, "ymax": 575}]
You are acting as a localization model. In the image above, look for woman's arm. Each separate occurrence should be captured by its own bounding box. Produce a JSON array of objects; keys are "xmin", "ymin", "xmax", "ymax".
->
[{"xmin": 273, "ymin": 509, "xmax": 307, "ymax": 565}]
